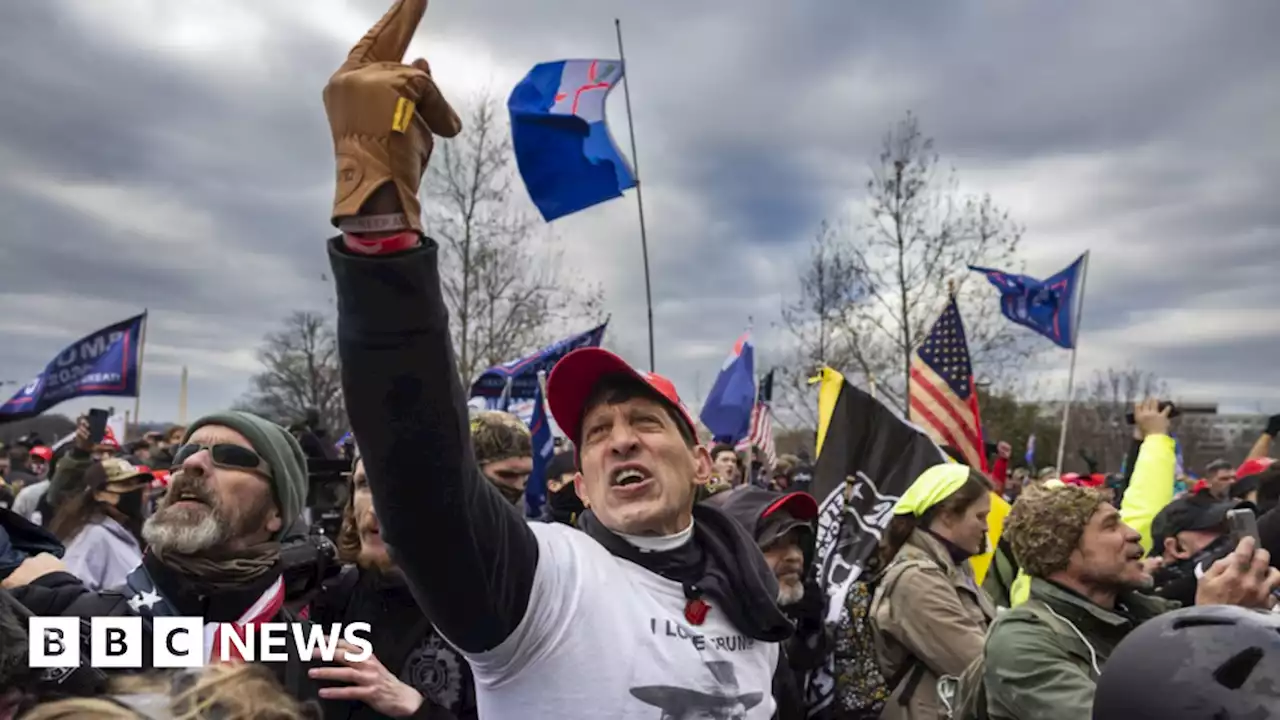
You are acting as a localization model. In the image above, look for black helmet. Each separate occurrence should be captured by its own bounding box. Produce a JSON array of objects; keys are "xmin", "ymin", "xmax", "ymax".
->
[{"xmin": 1093, "ymin": 604, "xmax": 1280, "ymax": 719}]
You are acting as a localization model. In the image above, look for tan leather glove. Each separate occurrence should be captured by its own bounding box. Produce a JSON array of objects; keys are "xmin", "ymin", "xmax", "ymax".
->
[{"xmin": 323, "ymin": 0, "xmax": 462, "ymax": 233}]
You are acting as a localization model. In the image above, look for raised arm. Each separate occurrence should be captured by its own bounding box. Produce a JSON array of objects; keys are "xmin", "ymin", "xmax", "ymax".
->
[{"xmin": 323, "ymin": 0, "xmax": 537, "ymax": 654}]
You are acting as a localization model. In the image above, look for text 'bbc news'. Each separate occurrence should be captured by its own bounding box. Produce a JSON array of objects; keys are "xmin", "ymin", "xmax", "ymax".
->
[{"xmin": 29, "ymin": 617, "xmax": 373, "ymax": 668}]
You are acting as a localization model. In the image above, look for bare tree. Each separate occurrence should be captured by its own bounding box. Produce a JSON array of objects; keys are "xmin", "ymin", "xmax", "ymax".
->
[
  {"xmin": 780, "ymin": 112, "xmax": 1034, "ymax": 414},
  {"xmin": 776, "ymin": 221, "xmax": 869, "ymax": 427},
  {"xmin": 423, "ymin": 92, "xmax": 604, "ymax": 388},
  {"xmin": 240, "ymin": 311, "xmax": 347, "ymax": 436},
  {"xmin": 1065, "ymin": 366, "xmax": 1168, "ymax": 473}
]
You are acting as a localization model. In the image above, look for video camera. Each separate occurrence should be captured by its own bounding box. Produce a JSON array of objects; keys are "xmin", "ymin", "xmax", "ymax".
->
[
  {"xmin": 305, "ymin": 457, "xmax": 351, "ymax": 538},
  {"xmin": 280, "ymin": 530, "xmax": 340, "ymax": 608}
]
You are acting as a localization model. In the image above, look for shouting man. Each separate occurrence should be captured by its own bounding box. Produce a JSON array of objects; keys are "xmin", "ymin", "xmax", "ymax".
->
[
  {"xmin": 325, "ymin": 1, "xmax": 789, "ymax": 717},
  {"xmin": 5, "ymin": 411, "xmax": 324, "ymax": 698}
]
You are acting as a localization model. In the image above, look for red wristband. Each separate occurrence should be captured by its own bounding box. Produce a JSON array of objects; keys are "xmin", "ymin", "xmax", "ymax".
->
[{"xmin": 342, "ymin": 230, "xmax": 421, "ymax": 256}]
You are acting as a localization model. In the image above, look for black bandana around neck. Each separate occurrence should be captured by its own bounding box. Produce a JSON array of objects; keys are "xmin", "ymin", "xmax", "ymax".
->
[{"xmin": 579, "ymin": 503, "xmax": 793, "ymax": 642}]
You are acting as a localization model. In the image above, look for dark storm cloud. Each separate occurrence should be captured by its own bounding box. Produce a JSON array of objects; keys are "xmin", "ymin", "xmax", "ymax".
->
[{"xmin": 0, "ymin": 0, "xmax": 1277, "ymax": 421}]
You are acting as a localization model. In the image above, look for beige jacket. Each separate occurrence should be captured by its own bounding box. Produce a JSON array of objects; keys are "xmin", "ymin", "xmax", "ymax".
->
[{"xmin": 871, "ymin": 529, "xmax": 995, "ymax": 720}]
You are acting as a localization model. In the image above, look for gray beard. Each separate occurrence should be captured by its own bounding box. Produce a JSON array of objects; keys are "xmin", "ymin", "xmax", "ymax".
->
[
  {"xmin": 777, "ymin": 578, "xmax": 806, "ymax": 606},
  {"xmin": 142, "ymin": 506, "xmax": 231, "ymax": 555}
]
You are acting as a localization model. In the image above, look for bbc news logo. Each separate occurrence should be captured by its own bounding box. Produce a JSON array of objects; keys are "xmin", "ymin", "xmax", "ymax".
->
[{"xmin": 29, "ymin": 617, "xmax": 373, "ymax": 668}]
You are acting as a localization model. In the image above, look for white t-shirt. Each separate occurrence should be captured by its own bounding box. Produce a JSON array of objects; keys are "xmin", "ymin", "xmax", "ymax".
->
[{"xmin": 465, "ymin": 522, "xmax": 779, "ymax": 719}]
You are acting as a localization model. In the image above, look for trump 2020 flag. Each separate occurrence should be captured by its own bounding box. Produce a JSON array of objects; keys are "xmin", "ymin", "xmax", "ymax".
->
[
  {"xmin": 525, "ymin": 379, "xmax": 555, "ymax": 519},
  {"xmin": 699, "ymin": 332, "xmax": 755, "ymax": 443},
  {"xmin": 970, "ymin": 252, "xmax": 1088, "ymax": 349},
  {"xmin": 0, "ymin": 313, "xmax": 146, "ymax": 422},
  {"xmin": 470, "ymin": 322, "xmax": 608, "ymax": 406},
  {"xmin": 508, "ymin": 59, "xmax": 637, "ymax": 221}
]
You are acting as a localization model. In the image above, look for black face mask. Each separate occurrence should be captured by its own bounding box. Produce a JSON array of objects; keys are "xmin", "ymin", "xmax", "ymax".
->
[
  {"xmin": 111, "ymin": 488, "xmax": 147, "ymax": 542},
  {"xmin": 494, "ymin": 481, "xmax": 524, "ymax": 507},
  {"xmin": 116, "ymin": 488, "xmax": 145, "ymax": 522},
  {"xmin": 547, "ymin": 485, "xmax": 585, "ymax": 525}
]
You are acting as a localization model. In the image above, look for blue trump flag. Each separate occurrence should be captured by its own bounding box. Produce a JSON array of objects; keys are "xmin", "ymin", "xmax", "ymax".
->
[
  {"xmin": 508, "ymin": 59, "xmax": 637, "ymax": 221},
  {"xmin": 700, "ymin": 332, "xmax": 756, "ymax": 444},
  {"xmin": 470, "ymin": 321, "xmax": 608, "ymax": 404},
  {"xmin": 970, "ymin": 252, "xmax": 1088, "ymax": 349},
  {"xmin": 525, "ymin": 380, "xmax": 555, "ymax": 519},
  {"xmin": 0, "ymin": 313, "xmax": 146, "ymax": 422}
]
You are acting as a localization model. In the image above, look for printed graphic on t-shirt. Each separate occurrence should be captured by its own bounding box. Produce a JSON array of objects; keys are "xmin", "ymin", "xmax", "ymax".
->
[
  {"xmin": 630, "ymin": 658, "xmax": 762, "ymax": 719},
  {"xmin": 402, "ymin": 633, "xmax": 471, "ymax": 713},
  {"xmin": 629, "ymin": 616, "xmax": 769, "ymax": 719}
]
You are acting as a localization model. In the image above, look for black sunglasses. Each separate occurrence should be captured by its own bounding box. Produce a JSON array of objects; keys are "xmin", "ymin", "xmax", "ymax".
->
[{"xmin": 172, "ymin": 442, "xmax": 272, "ymax": 478}]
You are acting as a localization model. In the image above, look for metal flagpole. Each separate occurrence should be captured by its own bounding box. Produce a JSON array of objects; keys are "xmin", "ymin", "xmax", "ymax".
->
[
  {"xmin": 133, "ymin": 310, "xmax": 149, "ymax": 433},
  {"xmin": 1055, "ymin": 251, "xmax": 1091, "ymax": 474},
  {"xmin": 615, "ymin": 18, "xmax": 656, "ymax": 372}
]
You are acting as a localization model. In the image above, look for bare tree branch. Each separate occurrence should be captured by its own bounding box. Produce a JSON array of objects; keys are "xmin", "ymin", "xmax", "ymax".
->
[
  {"xmin": 423, "ymin": 91, "xmax": 604, "ymax": 388},
  {"xmin": 778, "ymin": 112, "xmax": 1035, "ymax": 419},
  {"xmin": 239, "ymin": 311, "xmax": 348, "ymax": 437}
]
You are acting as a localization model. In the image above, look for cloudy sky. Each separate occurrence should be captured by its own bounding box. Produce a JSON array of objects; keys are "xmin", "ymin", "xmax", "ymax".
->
[{"xmin": 1, "ymin": 0, "xmax": 1277, "ymax": 430}]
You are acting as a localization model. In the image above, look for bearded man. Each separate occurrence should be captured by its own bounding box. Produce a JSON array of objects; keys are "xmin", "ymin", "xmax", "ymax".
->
[{"xmin": 3, "ymin": 411, "xmax": 328, "ymax": 699}]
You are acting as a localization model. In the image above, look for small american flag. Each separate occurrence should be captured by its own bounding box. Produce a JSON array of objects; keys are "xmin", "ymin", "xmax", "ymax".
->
[
  {"xmin": 737, "ymin": 370, "xmax": 777, "ymax": 469},
  {"xmin": 908, "ymin": 297, "xmax": 987, "ymax": 471}
]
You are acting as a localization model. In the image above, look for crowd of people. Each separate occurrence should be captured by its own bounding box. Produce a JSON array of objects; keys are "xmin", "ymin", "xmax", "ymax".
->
[{"xmin": 1, "ymin": 1, "xmax": 1279, "ymax": 717}]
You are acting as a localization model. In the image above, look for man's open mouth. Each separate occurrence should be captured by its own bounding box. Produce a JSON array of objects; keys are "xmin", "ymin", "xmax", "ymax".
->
[
  {"xmin": 172, "ymin": 492, "xmax": 210, "ymax": 506},
  {"xmin": 611, "ymin": 467, "xmax": 650, "ymax": 488}
]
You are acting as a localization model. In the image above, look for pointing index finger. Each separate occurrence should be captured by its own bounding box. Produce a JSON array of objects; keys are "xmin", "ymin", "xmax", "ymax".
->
[{"xmin": 341, "ymin": 0, "xmax": 428, "ymax": 72}]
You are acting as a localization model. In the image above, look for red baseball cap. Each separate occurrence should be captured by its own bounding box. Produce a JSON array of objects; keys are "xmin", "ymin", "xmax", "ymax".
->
[
  {"xmin": 763, "ymin": 490, "xmax": 819, "ymax": 522},
  {"xmin": 547, "ymin": 347, "xmax": 697, "ymax": 446},
  {"xmin": 1237, "ymin": 457, "xmax": 1276, "ymax": 479}
]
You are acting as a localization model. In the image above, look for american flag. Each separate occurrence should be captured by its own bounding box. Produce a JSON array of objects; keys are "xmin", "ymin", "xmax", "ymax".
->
[
  {"xmin": 736, "ymin": 370, "xmax": 777, "ymax": 469},
  {"xmin": 908, "ymin": 297, "xmax": 987, "ymax": 471}
]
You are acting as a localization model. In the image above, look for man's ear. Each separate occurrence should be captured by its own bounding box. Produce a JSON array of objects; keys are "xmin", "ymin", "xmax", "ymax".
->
[
  {"xmin": 572, "ymin": 472, "xmax": 590, "ymax": 507},
  {"xmin": 1164, "ymin": 535, "xmax": 1188, "ymax": 560},
  {"xmin": 266, "ymin": 508, "xmax": 283, "ymax": 535},
  {"xmin": 692, "ymin": 445, "xmax": 713, "ymax": 487}
]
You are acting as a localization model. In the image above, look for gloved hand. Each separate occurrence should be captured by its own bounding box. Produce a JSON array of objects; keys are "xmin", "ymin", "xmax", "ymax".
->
[
  {"xmin": 323, "ymin": 0, "xmax": 461, "ymax": 234},
  {"xmin": 1266, "ymin": 414, "xmax": 1280, "ymax": 438}
]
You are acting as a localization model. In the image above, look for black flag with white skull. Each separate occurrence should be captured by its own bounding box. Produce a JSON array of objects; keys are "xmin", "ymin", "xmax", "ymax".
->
[{"xmin": 804, "ymin": 367, "xmax": 947, "ymax": 718}]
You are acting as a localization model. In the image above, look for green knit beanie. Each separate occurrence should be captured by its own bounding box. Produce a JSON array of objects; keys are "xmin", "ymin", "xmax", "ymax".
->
[{"xmin": 183, "ymin": 411, "xmax": 308, "ymax": 540}]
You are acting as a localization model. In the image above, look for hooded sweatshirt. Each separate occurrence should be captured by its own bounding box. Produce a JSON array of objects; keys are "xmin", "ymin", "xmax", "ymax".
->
[{"xmin": 61, "ymin": 515, "xmax": 142, "ymax": 591}]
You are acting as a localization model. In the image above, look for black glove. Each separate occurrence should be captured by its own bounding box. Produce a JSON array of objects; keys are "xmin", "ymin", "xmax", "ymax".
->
[
  {"xmin": 1078, "ymin": 448, "xmax": 1100, "ymax": 475},
  {"xmin": 1266, "ymin": 414, "xmax": 1280, "ymax": 438}
]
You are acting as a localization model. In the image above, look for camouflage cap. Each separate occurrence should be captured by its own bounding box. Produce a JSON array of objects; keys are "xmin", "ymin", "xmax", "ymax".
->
[
  {"xmin": 470, "ymin": 410, "xmax": 533, "ymax": 466},
  {"xmin": 1004, "ymin": 482, "xmax": 1107, "ymax": 579}
]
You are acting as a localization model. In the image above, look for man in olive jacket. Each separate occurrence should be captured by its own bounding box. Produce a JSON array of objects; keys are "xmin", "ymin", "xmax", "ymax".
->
[{"xmin": 984, "ymin": 483, "xmax": 1280, "ymax": 720}]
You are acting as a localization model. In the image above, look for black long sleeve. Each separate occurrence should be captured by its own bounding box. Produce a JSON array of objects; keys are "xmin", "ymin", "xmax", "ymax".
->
[{"xmin": 328, "ymin": 238, "xmax": 538, "ymax": 654}]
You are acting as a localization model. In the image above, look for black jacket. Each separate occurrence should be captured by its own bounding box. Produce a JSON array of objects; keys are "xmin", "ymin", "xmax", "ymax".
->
[
  {"xmin": 328, "ymin": 238, "xmax": 539, "ymax": 656},
  {"xmin": 309, "ymin": 566, "xmax": 476, "ymax": 720}
]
